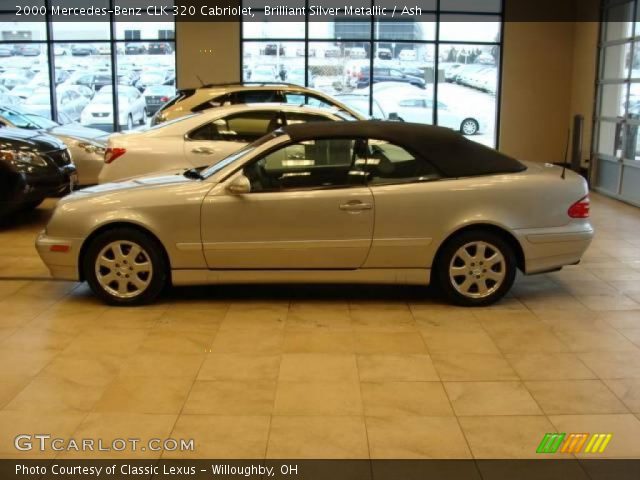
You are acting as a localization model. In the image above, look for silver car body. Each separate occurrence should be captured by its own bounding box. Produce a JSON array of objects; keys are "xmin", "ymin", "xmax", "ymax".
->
[
  {"xmin": 99, "ymin": 103, "xmax": 361, "ymax": 183},
  {"xmin": 38, "ymin": 124, "xmax": 593, "ymax": 290}
]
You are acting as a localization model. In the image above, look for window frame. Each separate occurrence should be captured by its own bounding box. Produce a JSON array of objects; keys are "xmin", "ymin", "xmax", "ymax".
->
[
  {"xmin": 240, "ymin": 0, "xmax": 505, "ymax": 147},
  {"xmin": 0, "ymin": 0, "xmax": 176, "ymax": 131}
]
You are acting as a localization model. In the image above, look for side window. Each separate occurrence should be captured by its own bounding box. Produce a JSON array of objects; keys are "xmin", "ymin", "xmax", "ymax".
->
[
  {"xmin": 360, "ymin": 139, "xmax": 441, "ymax": 186},
  {"xmin": 283, "ymin": 93, "xmax": 334, "ymax": 109},
  {"xmin": 233, "ymin": 90, "xmax": 281, "ymax": 104},
  {"xmin": 243, "ymin": 138, "xmax": 368, "ymax": 192},
  {"xmin": 189, "ymin": 111, "xmax": 284, "ymax": 142}
]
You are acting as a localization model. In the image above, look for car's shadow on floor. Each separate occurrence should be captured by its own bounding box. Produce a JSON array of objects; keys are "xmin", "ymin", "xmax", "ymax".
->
[{"xmin": 164, "ymin": 283, "xmax": 441, "ymax": 304}]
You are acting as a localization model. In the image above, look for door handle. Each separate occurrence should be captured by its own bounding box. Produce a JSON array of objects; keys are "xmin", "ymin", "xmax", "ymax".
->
[
  {"xmin": 191, "ymin": 147, "xmax": 215, "ymax": 155},
  {"xmin": 339, "ymin": 200, "xmax": 373, "ymax": 212}
]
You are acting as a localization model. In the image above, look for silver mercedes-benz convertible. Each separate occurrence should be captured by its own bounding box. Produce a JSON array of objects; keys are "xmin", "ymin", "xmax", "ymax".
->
[{"xmin": 36, "ymin": 121, "xmax": 593, "ymax": 306}]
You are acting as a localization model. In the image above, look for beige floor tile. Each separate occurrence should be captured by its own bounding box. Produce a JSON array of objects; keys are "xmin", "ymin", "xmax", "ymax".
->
[
  {"xmin": 432, "ymin": 353, "xmax": 518, "ymax": 381},
  {"xmin": 362, "ymin": 381, "xmax": 453, "ymax": 416},
  {"xmin": 445, "ymin": 381, "xmax": 541, "ymax": 416},
  {"xmin": 39, "ymin": 352, "xmax": 125, "ymax": 387},
  {"xmin": 139, "ymin": 330, "xmax": 217, "ymax": 354},
  {"xmin": 1, "ymin": 327, "xmax": 78, "ymax": 352},
  {"xmin": 94, "ymin": 376, "xmax": 193, "ymax": 414},
  {"xmin": 578, "ymin": 351, "xmax": 640, "ymax": 379},
  {"xmin": 421, "ymin": 330, "xmax": 500, "ymax": 354},
  {"xmin": 183, "ymin": 380, "xmax": 276, "ymax": 415},
  {"xmin": 506, "ymin": 353, "xmax": 596, "ymax": 380},
  {"xmin": 603, "ymin": 379, "xmax": 640, "ymax": 413},
  {"xmin": 552, "ymin": 328, "xmax": 638, "ymax": 352},
  {"xmin": 286, "ymin": 301, "xmax": 352, "ymax": 331},
  {"xmin": 167, "ymin": 415, "xmax": 270, "ymax": 459},
  {"xmin": 219, "ymin": 302, "xmax": 288, "ymax": 331},
  {"xmin": 0, "ymin": 349, "xmax": 59, "ymax": 377},
  {"xmin": 599, "ymin": 311, "xmax": 640, "ymax": 330},
  {"xmin": 197, "ymin": 354, "xmax": 281, "ymax": 381},
  {"xmin": 366, "ymin": 416, "xmax": 471, "ymax": 459},
  {"xmin": 525, "ymin": 380, "xmax": 628, "ymax": 415},
  {"xmin": 548, "ymin": 414, "xmax": 640, "ymax": 458},
  {"xmin": 355, "ymin": 331, "xmax": 427, "ymax": 354},
  {"xmin": 212, "ymin": 329, "xmax": 283, "ymax": 354},
  {"xmin": 274, "ymin": 381, "xmax": 362, "ymax": 415},
  {"xmin": 0, "ymin": 411, "xmax": 85, "ymax": 459},
  {"xmin": 4, "ymin": 376, "xmax": 106, "ymax": 413},
  {"xmin": 520, "ymin": 294, "xmax": 591, "ymax": 311},
  {"xmin": 62, "ymin": 328, "xmax": 149, "ymax": 356},
  {"xmin": 350, "ymin": 304, "xmax": 417, "ymax": 332},
  {"xmin": 412, "ymin": 309, "xmax": 482, "ymax": 331},
  {"xmin": 0, "ymin": 375, "xmax": 31, "ymax": 409},
  {"xmin": 26, "ymin": 309, "xmax": 106, "ymax": 334},
  {"xmin": 577, "ymin": 295, "xmax": 640, "ymax": 311},
  {"xmin": 123, "ymin": 352, "xmax": 205, "ymax": 379},
  {"xmin": 459, "ymin": 416, "xmax": 557, "ymax": 459},
  {"xmin": 283, "ymin": 331, "xmax": 355, "ymax": 353},
  {"xmin": 619, "ymin": 329, "xmax": 640, "ymax": 348},
  {"xmin": 486, "ymin": 326, "xmax": 569, "ymax": 354},
  {"xmin": 96, "ymin": 308, "xmax": 166, "ymax": 329},
  {"xmin": 357, "ymin": 354, "xmax": 440, "ymax": 382},
  {"xmin": 534, "ymin": 309, "xmax": 609, "ymax": 331},
  {"xmin": 60, "ymin": 413, "xmax": 178, "ymax": 459},
  {"xmin": 279, "ymin": 354, "xmax": 358, "ymax": 382},
  {"xmin": 267, "ymin": 416, "xmax": 368, "ymax": 459},
  {"xmin": 156, "ymin": 308, "xmax": 226, "ymax": 333}
]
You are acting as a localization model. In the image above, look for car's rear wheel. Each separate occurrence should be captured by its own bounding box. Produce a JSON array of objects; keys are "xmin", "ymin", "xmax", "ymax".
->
[
  {"xmin": 83, "ymin": 228, "xmax": 167, "ymax": 306},
  {"xmin": 435, "ymin": 230, "xmax": 516, "ymax": 307},
  {"xmin": 460, "ymin": 118, "xmax": 479, "ymax": 135}
]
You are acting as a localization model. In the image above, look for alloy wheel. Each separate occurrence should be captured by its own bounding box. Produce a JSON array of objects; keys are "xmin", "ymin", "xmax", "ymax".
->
[
  {"xmin": 95, "ymin": 240, "xmax": 153, "ymax": 299},
  {"xmin": 448, "ymin": 241, "xmax": 506, "ymax": 299},
  {"xmin": 462, "ymin": 119, "xmax": 478, "ymax": 135}
]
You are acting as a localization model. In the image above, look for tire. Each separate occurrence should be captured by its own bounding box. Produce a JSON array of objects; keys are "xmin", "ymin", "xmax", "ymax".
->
[
  {"xmin": 126, "ymin": 114, "xmax": 133, "ymax": 130},
  {"xmin": 460, "ymin": 118, "xmax": 479, "ymax": 136},
  {"xmin": 434, "ymin": 230, "xmax": 516, "ymax": 307},
  {"xmin": 83, "ymin": 227, "xmax": 167, "ymax": 306}
]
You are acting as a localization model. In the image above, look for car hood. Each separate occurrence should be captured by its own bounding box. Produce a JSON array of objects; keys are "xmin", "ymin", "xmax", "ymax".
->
[
  {"xmin": 75, "ymin": 173, "xmax": 194, "ymax": 195},
  {"xmin": 47, "ymin": 124, "xmax": 109, "ymax": 143},
  {"xmin": 0, "ymin": 126, "xmax": 65, "ymax": 152}
]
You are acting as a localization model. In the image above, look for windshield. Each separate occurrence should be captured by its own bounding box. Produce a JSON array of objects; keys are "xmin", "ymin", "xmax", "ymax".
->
[
  {"xmin": 201, "ymin": 131, "xmax": 283, "ymax": 179},
  {"xmin": 25, "ymin": 114, "xmax": 58, "ymax": 128},
  {"xmin": 93, "ymin": 95, "xmax": 113, "ymax": 105}
]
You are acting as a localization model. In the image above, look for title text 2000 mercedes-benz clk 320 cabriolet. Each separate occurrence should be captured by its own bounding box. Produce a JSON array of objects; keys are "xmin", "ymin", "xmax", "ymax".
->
[{"xmin": 37, "ymin": 122, "xmax": 593, "ymax": 306}]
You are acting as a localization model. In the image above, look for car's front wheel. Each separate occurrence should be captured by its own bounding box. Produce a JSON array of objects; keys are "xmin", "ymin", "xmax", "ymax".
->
[
  {"xmin": 435, "ymin": 230, "xmax": 516, "ymax": 307},
  {"xmin": 460, "ymin": 118, "xmax": 479, "ymax": 135},
  {"xmin": 83, "ymin": 228, "xmax": 167, "ymax": 306}
]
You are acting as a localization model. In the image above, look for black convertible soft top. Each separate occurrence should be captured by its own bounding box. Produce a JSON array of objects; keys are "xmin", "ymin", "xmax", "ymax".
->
[{"xmin": 282, "ymin": 121, "xmax": 526, "ymax": 178}]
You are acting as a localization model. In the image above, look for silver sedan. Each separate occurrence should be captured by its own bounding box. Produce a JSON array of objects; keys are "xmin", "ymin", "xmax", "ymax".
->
[{"xmin": 37, "ymin": 121, "xmax": 594, "ymax": 307}]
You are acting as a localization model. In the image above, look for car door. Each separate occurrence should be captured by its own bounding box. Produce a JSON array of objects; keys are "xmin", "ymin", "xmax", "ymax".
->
[
  {"xmin": 359, "ymin": 138, "xmax": 442, "ymax": 268},
  {"xmin": 200, "ymin": 137, "xmax": 374, "ymax": 269},
  {"xmin": 183, "ymin": 110, "xmax": 285, "ymax": 169}
]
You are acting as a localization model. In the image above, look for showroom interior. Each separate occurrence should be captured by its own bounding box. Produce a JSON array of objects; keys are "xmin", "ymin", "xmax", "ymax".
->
[{"xmin": 1, "ymin": 0, "xmax": 640, "ymax": 466}]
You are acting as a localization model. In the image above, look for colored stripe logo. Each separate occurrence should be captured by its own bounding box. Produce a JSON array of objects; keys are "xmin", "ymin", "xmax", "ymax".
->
[{"xmin": 536, "ymin": 433, "xmax": 612, "ymax": 454}]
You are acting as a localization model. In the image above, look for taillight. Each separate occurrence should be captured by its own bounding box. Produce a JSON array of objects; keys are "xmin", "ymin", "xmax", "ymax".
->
[
  {"xmin": 160, "ymin": 96, "xmax": 169, "ymax": 102},
  {"xmin": 568, "ymin": 195, "xmax": 590, "ymax": 218},
  {"xmin": 104, "ymin": 147, "xmax": 126, "ymax": 164}
]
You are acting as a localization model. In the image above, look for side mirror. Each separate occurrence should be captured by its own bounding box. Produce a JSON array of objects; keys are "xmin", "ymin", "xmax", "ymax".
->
[
  {"xmin": 388, "ymin": 112, "xmax": 400, "ymax": 121},
  {"xmin": 227, "ymin": 174, "xmax": 251, "ymax": 195}
]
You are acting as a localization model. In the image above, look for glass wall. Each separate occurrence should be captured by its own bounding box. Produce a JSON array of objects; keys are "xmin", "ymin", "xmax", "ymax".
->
[
  {"xmin": 0, "ymin": 0, "xmax": 175, "ymax": 132},
  {"xmin": 242, "ymin": 0, "xmax": 503, "ymax": 147},
  {"xmin": 594, "ymin": 0, "xmax": 640, "ymax": 206}
]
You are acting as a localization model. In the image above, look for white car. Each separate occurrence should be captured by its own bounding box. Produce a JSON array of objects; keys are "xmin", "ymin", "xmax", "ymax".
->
[
  {"xmin": 81, "ymin": 85, "xmax": 146, "ymax": 130},
  {"xmin": 399, "ymin": 49, "xmax": 417, "ymax": 62},
  {"xmin": 99, "ymin": 103, "xmax": 360, "ymax": 183},
  {"xmin": 250, "ymin": 65, "xmax": 278, "ymax": 82}
]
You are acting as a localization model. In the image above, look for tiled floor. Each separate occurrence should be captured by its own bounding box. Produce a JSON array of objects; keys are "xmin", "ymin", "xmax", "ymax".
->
[{"xmin": 0, "ymin": 193, "xmax": 639, "ymax": 459}]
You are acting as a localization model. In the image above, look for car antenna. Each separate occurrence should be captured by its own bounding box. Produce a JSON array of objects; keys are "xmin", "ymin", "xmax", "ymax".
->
[
  {"xmin": 561, "ymin": 127, "xmax": 570, "ymax": 180},
  {"xmin": 196, "ymin": 74, "xmax": 205, "ymax": 87}
]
